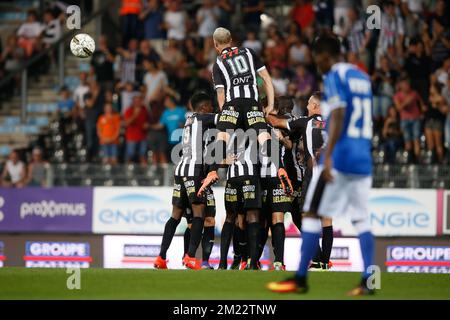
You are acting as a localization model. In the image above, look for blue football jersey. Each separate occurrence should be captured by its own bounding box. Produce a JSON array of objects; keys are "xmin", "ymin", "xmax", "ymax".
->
[{"xmin": 321, "ymin": 63, "xmax": 372, "ymax": 175}]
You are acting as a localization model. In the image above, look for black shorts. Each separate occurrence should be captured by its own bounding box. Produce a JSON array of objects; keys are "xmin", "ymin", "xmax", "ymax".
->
[
  {"xmin": 172, "ymin": 176, "xmax": 216, "ymax": 218},
  {"xmin": 217, "ymin": 98, "xmax": 268, "ymax": 132},
  {"xmin": 225, "ymin": 175, "xmax": 262, "ymax": 214},
  {"xmin": 261, "ymin": 177, "xmax": 292, "ymax": 215}
]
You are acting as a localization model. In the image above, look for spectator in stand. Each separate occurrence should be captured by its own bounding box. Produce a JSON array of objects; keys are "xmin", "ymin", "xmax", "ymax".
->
[
  {"xmin": 84, "ymin": 80, "xmax": 105, "ymax": 161},
  {"xmin": 97, "ymin": 103, "xmax": 121, "ymax": 165},
  {"xmin": 400, "ymin": 1, "xmax": 424, "ymax": 42},
  {"xmin": 124, "ymin": 95, "xmax": 149, "ymax": 164},
  {"xmin": 148, "ymin": 98, "xmax": 168, "ymax": 167},
  {"xmin": 26, "ymin": 148, "xmax": 49, "ymax": 187},
  {"xmin": 0, "ymin": 34, "xmax": 24, "ymax": 94},
  {"xmin": 425, "ymin": 82, "xmax": 447, "ymax": 163},
  {"xmin": 429, "ymin": 18, "xmax": 450, "ymax": 71},
  {"xmin": 119, "ymin": 0, "xmax": 142, "ymax": 47},
  {"xmin": 376, "ymin": 1, "xmax": 405, "ymax": 67},
  {"xmin": 117, "ymin": 81, "xmax": 140, "ymax": 115},
  {"xmin": 136, "ymin": 40, "xmax": 160, "ymax": 84},
  {"xmin": 42, "ymin": 9, "xmax": 61, "ymax": 47},
  {"xmin": 405, "ymin": 38, "xmax": 431, "ymax": 101},
  {"xmin": 293, "ymin": 64, "xmax": 315, "ymax": 102},
  {"xmin": 271, "ymin": 67, "xmax": 289, "ymax": 96},
  {"xmin": 394, "ymin": 78, "xmax": 425, "ymax": 162},
  {"xmin": 443, "ymin": 78, "xmax": 450, "ymax": 149},
  {"xmin": 140, "ymin": 0, "xmax": 166, "ymax": 56},
  {"xmin": 290, "ymin": 0, "xmax": 315, "ymax": 39},
  {"xmin": 265, "ymin": 29, "xmax": 287, "ymax": 70},
  {"xmin": 150, "ymin": 95, "xmax": 186, "ymax": 159},
  {"xmin": 16, "ymin": 9, "xmax": 43, "ymax": 58},
  {"xmin": 428, "ymin": 0, "xmax": 448, "ymax": 29},
  {"xmin": 217, "ymin": 0, "xmax": 234, "ymax": 30},
  {"xmin": 164, "ymin": 0, "xmax": 187, "ymax": 41},
  {"xmin": 91, "ymin": 36, "xmax": 116, "ymax": 91},
  {"xmin": 347, "ymin": 51, "xmax": 368, "ymax": 73},
  {"xmin": 73, "ymin": 72, "xmax": 90, "ymax": 110},
  {"xmin": 57, "ymin": 86, "xmax": 76, "ymax": 118},
  {"xmin": 242, "ymin": 0, "xmax": 264, "ymax": 33},
  {"xmin": 382, "ymin": 106, "xmax": 403, "ymax": 164},
  {"xmin": 434, "ymin": 57, "xmax": 450, "ymax": 87},
  {"xmin": 161, "ymin": 39, "xmax": 184, "ymax": 77},
  {"xmin": 117, "ymin": 38, "xmax": 139, "ymax": 85},
  {"xmin": 143, "ymin": 59, "xmax": 168, "ymax": 105},
  {"xmin": 243, "ymin": 30, "xmax": 262, "ymax": 55},
  {"xmin": 288, "ymin": 36, "xmax": 311, "ymax": 67},
  {"xmin": 197, "ymin": 0, "xmax": 220, "ymax": 41},
  {"xmin": 372, "ymin": 56, "xmax": 398, "ymax": 129},
  {"xmin": 343, "ymin": 8, "xmax": 371, "ymax": 66},
  {"xmin": 1, "ymin": 150, "xmax": 26, "ymax": 188}
]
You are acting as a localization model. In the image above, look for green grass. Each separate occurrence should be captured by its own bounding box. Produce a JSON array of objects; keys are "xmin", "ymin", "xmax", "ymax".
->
[{"xmin": 0, "ymin": 268, "xmax": 449, "ymax": 300}]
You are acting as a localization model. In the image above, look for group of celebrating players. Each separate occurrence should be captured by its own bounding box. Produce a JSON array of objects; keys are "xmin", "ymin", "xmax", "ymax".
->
[{"xmin": 153, "ymin": 27, "xmax": 376, "ymax": 296}]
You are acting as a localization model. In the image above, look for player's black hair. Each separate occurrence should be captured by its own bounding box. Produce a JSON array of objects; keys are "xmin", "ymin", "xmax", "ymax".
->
[
  {"xmin": 312, "ymin": 34, "xmax": 341, "ymax": 57},
  {"xmin": 190, "ymin": 92, "xmax": 211, "ymax": 111},
  {"xmin": 275, "ymin": 96, "xmax": 294, "ymax": 115},
  {"xmin": 311, "ymin": 91, "xmax": 323, "ymax": 101}
]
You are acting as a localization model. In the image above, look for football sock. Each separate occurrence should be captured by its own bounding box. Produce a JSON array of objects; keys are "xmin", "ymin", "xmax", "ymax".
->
[
  {"xmin": 188, "ymin": 217, "xmax": 204, "ymax": 257},
  {"xmin": 296, "ymin": 217, "xmax": 321, "ymax": 278},
  {"xmin": 183, "ymin": 227, "xmax": 191, "ymax": 255},
  {"xmin": 202, "ymin": 226, "xmax": 215, "ymax": 262},
  {"xmin": 248, "ymin": 222, "xmax": 262, "ymax": 267},
  {"xmin": 359, "ymin": 231, "xmax": 375, "ymax": 280},
  {"xmin": 271, "ymin": 222, "xmax": 285, "ymax": 263},
  {"xmin": 258, "ymin": 224, "xmax": 269, "ymax": 260},
  {"xmin": 321, "ymin": 226, "xmax": 334, "ymax": 264},
  {"xmin": 232, "ymin": 225, "xmax": 241, "ymax": 257},
  {"xmin": 313, "ymin": 242, "xmax": 322, "ymax": 262},
  {"xmin": 220, "ymin": 221, "xmax": 234, "ymax": 266},
  {"xmin": 239, "ymin": 228, "xmax": 248, "ymax": 261},
  {"xmin": 160, "ymin": 217, "xmax": 180, "ymax": 259}
]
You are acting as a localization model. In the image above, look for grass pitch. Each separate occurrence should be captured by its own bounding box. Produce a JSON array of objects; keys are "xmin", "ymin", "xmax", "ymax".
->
[{"xmin": 0, "ymin": 268, "xmax": 449, "ymax": 300}]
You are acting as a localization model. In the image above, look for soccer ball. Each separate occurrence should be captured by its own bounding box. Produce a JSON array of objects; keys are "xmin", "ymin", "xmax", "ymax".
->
[{"xmin": 70, "ymin": 33, "xmax": 95, "ymax": 58}]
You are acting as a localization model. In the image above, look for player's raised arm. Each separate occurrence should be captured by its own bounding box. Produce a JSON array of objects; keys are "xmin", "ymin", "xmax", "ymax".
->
[{"xmin": 258, "ymin": 68, "xmax": 275, "ymax": 115}]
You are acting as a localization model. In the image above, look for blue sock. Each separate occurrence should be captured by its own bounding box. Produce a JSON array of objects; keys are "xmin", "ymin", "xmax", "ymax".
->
[
  {"xmin": 359, "ymin": 231, "xmax": 374, "ymax": 279},
  {"xmin": 296, "ymin": 231, "xmax": 320, "ymax": 278}
]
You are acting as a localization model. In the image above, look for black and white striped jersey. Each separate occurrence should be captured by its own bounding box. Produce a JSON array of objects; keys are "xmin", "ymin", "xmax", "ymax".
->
[
  {"xmin": 212, "ymin": 46, "xmax": 266, "ymax": 103},
  {"xmin": 226, "ymin": 129, "xmax": 259, "ymax": 179},
  {"xmin": 259, "ymin": 127, "xmax": 282, "ymax": 178},
  {"xmin": 286, "ymin": 114, "xmax": 326, "ymax": 178},
  {"xmin": 174, "ymin": 113, "xmax": 218, "ymax": 177}
]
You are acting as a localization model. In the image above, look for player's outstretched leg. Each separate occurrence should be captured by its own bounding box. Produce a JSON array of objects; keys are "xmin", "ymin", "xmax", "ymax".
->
[
  {"xmin": 155, "ymin": 206, "xmax": 184, "ymax": 269},
  {"xmin": 183, "ymin": 204, "xmax": 205, "ymax": 270},
  {"xmin": 348, "ymin": 219, "xmax": 375, "ymax": 296},
  {"xmin": 271, "ymin": 213, "xmax": 286, "ymax": 271},
  {"xmin": 246, "ymin": 209, "xmax": 262, "ymax": 270},
  {"xmin": 201, "ymin": 217, "xmax": 215, "ymax": 270},
  {"xmin": 231, "ymin": 223, "xmax": 243, "ymax": 269},
  {"xmin": 218, "ymin": 212, "xmax": 235, "ymax": 270},
  {"xmin": 267, "ymin": 216, "xmax": 320, "ymax": 293}
]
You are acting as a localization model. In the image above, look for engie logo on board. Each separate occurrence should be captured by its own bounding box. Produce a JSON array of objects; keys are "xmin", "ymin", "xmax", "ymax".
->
[
  {"xmin": 93, "ymin": 187, "xmax": 187, "ymax": 234},
  {"xmin": 331, "ymin": 189, "xmax": 437, "ymax": 237},
  {"xmin": 386, "ymin": 246, "xmax": 450, "ymax": 273}
]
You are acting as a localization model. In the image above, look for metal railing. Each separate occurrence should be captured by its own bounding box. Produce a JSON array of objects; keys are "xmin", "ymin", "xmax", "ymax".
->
[
  {"xmin": 42, "ymin": 163, "xmax": 450, "ymax": 189},
  {"xmin": 0, "ymin": 0, "xmax": 117, "ymax": 123}
]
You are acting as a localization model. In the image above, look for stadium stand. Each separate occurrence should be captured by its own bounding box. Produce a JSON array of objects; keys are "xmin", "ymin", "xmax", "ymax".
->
[{"xmin": 0, "ymin": 0, "xmax": 449, "ymax": 188}]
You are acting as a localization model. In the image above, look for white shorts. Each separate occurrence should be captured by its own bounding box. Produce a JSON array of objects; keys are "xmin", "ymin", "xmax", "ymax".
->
[{"xmin": 303, "ymin": 165, "xmax": 372, "ymax": 221}]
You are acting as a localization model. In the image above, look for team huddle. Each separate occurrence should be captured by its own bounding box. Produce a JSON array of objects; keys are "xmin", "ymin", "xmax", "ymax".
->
[{"xmin": 154, "ymin": 28, "xmax": 376, "ymax": 296}]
